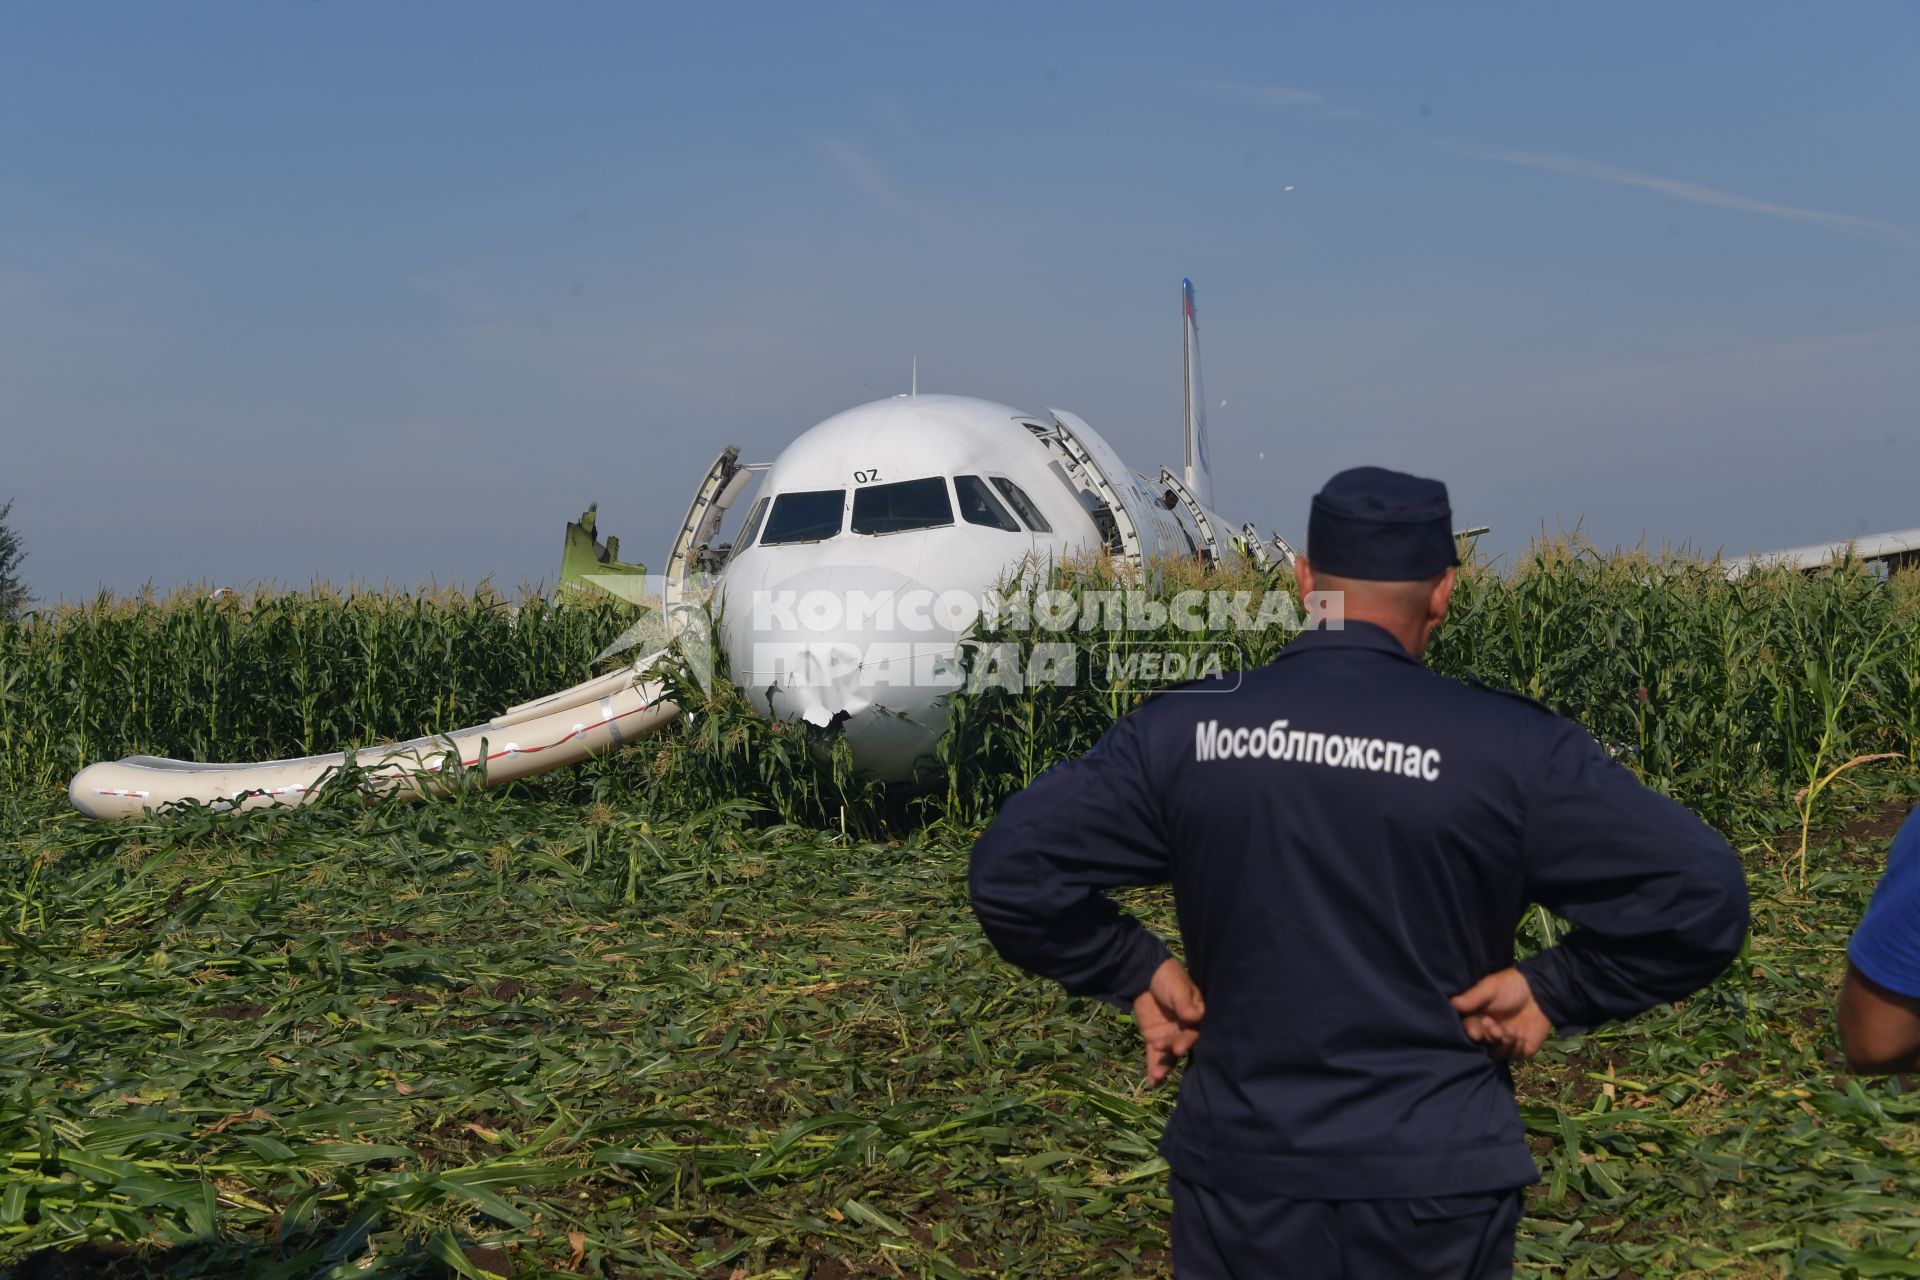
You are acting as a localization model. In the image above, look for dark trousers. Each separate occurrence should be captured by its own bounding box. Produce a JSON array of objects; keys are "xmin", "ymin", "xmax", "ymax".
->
[{"xmin": 1170, "ymin": 1173, "xmax": 1522, "ymax": 1280}]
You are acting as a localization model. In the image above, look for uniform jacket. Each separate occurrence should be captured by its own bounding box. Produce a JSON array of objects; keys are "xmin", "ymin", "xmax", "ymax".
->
[{"xmin": 969, "ymin": 621, "xmax": 1750, "ymax": 1199}]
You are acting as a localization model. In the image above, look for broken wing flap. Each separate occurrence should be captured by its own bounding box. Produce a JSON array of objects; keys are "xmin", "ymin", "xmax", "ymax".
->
[{"xmin": 560, "ymin": 504, "xmax": 649, "ymax": 593}]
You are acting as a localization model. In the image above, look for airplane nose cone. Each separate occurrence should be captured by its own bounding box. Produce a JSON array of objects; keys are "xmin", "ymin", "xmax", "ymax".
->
[{"xmin": 718, "ymin": 564, "xmax": 971, "ymax": 781}]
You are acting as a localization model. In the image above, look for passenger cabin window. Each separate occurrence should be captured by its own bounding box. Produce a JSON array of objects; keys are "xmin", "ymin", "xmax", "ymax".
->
[
  {"xmin": 736, "ymin": 496, "xmax": 770, "ymax": 549},
  {"xmin": 990, "ymin": 477, "xmax": 1053, "ymax": 533},
  {"xmin": 954, "ymin": 475, "xmax": 1021, "ymax": 532},
  {"xmin": 760, "ymin": 489, "xmax": 845, "ymax": 544},
  {"xmin": 851, "ymin": 477, "xmax": 953, "ymax": 535}
]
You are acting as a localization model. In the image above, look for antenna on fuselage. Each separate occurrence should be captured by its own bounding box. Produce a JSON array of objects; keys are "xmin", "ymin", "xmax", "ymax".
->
[{"xmin": 911, "ymin": 356, "xmax": 918, "ymax": 399}]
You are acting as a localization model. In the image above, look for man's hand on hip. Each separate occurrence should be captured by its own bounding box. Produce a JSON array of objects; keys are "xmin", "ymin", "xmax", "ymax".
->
[
  {"xmin": 1451, "ymin": 967, "xmax": 1552, "ymax": 1060},
  {"xmin": 1133, "ymin": 957, "xmax": 1205, "ymax": 1087}
]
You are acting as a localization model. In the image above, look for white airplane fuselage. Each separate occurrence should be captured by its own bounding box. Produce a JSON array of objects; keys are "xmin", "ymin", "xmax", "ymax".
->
[
  {"xmin": 58, "ymin": 283, "xmax": 1394, "ymax": 821},
  {"xmin": 695, "ymin": 390, "xmax": 1282, "ymax": 781}
]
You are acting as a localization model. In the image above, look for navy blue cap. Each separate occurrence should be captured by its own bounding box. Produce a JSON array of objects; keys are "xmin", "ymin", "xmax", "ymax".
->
[{"xmin": 1307, "ymin": 466, "xmax": 1458, "ymax": 581}]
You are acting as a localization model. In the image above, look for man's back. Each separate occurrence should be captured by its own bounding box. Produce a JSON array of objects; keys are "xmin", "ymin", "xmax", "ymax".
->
[
  {"xmin": 972, "ymin": 620, "xmax": 1749, "ymax": 1200},
  {"xmin": 1146, "ymin": 623, "xmax": 1563, "ymax": 1195},
  {"xmin": 969, "ymin": 464, "xmax": 1749, "ymax": 1278}
]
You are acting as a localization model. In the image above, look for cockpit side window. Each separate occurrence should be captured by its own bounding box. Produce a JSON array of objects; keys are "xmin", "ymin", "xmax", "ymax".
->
[
  {"xmin": 954, "ymin": 474, "xmax": 1021, "ymax": 532},
  {"xmin": 736, "ymin": 496, "xmax": 770, "ymax": 549},
  {"xmin": 851, "ymin": 477, "xmax": 954, "ymax": 535},
  {"xmin": 761, "ymin": 489, "xmax": 845, "ymax": 544},
  {"xmin": 990, "ymin": 477, "xmax": 1053, "ymax": 533}
]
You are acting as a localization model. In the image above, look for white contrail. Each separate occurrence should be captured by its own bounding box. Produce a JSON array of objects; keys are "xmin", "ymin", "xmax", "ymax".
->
[{"xmin": 1467, "ymin": 145, "xmax": 1918, "ymax": 248}]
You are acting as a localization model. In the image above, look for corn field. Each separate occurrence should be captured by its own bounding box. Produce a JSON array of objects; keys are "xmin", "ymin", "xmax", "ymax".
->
[
  {"xmin": 941, "ymin": 551, "xmax": 1920, "ymax": 834},
  {"xmin": 0, "ymin": 587, "xmax": 633, "ymax": 797},
  {"xmin": 1, "ymin": 550, "xmax": 1918, "ymax": 1277}
]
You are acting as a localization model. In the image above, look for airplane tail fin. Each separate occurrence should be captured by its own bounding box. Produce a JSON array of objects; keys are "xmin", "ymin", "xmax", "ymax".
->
[{"xmin": 1181, "ymin": 278, "xmax": 1214, "ymax": 506}]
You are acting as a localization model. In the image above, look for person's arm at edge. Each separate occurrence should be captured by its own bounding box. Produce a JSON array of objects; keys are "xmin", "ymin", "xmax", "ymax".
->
[
  {"xmin": 1839, "ymin": 815, "xmax": 1920, "ymax": 1074},
  {"xmin": 1839, "ymin": 964, "xmax": 1920, "ymax": 1074}
]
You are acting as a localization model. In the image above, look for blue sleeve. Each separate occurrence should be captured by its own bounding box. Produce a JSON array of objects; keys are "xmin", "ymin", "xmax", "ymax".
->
[
  {"xmin": 968, "ymin": 712, "xmax": 1175, "ymax": 1005},
  {"xmin": 1515, "ymin": 721, "xmax": 1751, "ymax": 1034},
  {"xmin": 1849, "ymin": 812, "xmax": 1920, "ymax": 998}
]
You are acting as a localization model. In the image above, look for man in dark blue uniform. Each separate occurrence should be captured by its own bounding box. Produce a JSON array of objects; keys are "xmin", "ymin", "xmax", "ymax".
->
[{"xmin": 969, "ymin": 467, "xmax": 1751, "ymax": 1279}]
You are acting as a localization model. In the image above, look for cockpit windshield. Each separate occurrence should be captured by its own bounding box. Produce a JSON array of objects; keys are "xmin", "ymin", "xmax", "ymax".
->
[
  {"xmin": 990, "ymin": 477, "xmax": 1053, "ymax": 533},
  {"xmin": 851, "ymin": 477, "xmax": 953, "ymax": 535},
  {"xmin": 955, "ymin": 474, "xmax": 1021, "ymax": 532},
  {"xmin": 760, "ymin": 489, "xmax": 845, "ymax": 545}
]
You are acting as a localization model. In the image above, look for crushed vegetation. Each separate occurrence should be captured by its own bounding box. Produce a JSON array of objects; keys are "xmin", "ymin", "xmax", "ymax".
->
[{"xmin": 2, "ymin": 546, "xmax": 1917, "ymax": 1276}]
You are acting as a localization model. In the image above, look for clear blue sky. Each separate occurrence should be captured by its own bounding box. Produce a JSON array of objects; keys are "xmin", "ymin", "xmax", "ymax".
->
[{"xmin": 4, "ymin": 2, "xmax": 1917, "ymax": 598}]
